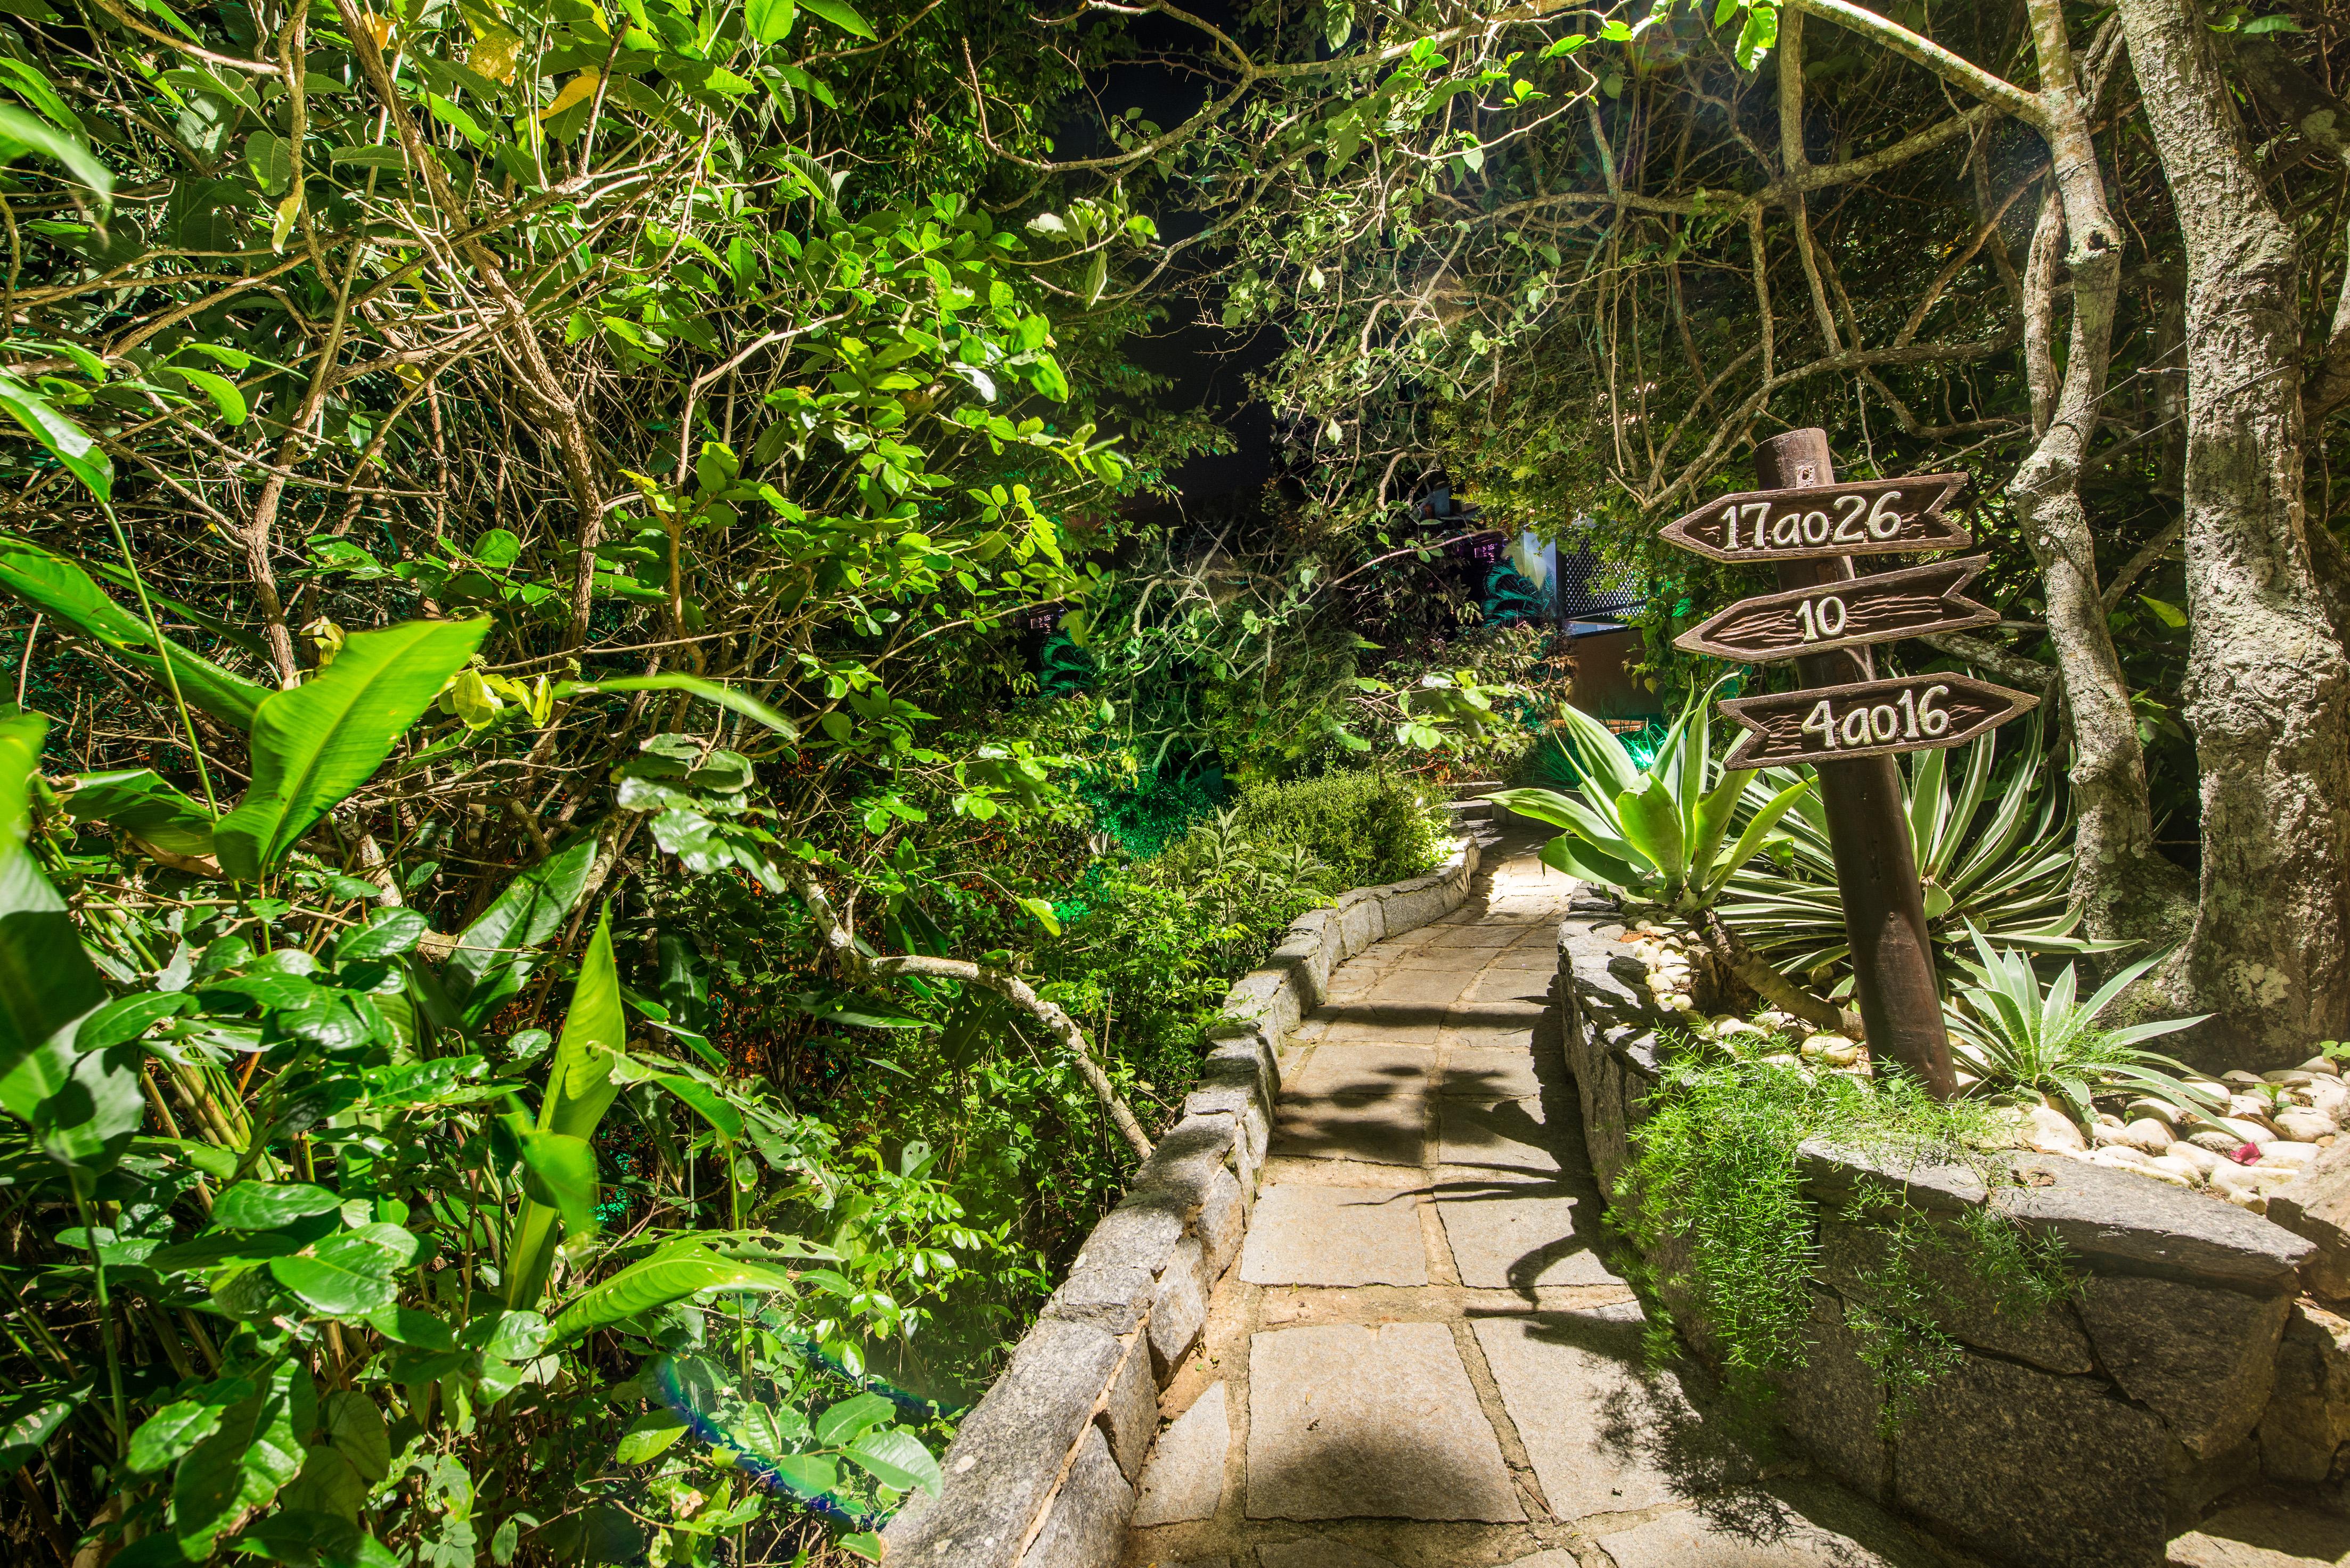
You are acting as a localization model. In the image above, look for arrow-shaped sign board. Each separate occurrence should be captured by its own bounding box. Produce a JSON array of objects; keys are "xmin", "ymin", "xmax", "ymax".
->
[
  {"xmin": 1718, "ymin": 675, "xmax": 2040, "ymax": 769},
  {"xmin": 1660, "ymin": 473, "xmax": 1971, "ymax": 563},
  {"xmin": 1674, "ymin": 557, "xmax": 1997, "ymax": 663}
]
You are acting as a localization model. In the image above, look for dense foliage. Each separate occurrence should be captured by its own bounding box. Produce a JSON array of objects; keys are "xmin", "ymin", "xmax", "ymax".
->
[{"xmin": 1616, "ymin": 1032, "xmax": 2074, "ymax": 1424}]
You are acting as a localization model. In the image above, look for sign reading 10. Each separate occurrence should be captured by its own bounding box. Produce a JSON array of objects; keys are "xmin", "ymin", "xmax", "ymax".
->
[
  {"xmin": 1724, "ymin": 489, "xmax": 1912, "ymax": 552},
  {"xmin": 1802, "ymin": 684, "xmax": 1954, "ymax": 750}
]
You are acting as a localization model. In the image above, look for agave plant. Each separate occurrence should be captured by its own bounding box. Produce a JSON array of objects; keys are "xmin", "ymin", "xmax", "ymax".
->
[
  {"xmin": 1488, "ymin": 680, "xmax": 1837, "ymax": 1027},
  {"xmin": 1945, "ymin": 931, "xmax": 2217, "ymax": 1126},
  {"xmin": 1717, "ymin": 715, "xmax": 2097, "ymax": 988}
]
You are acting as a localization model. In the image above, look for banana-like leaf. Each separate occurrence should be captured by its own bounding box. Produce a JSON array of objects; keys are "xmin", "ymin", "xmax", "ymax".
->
[
  {"xmin": 0, "ymin": 534, "xmax": 267, "ymax": 730},
  {"xmin": 0, "ymin": 712, "xmax": 105, "ymax": 1101},
  {"xmin": 548, "ymin": 1245, "xmax": 796, "ymax": 1344},
  {"xmin": 552, "ymin": 672, "xmax": 797, "ymax": 739},
  {"xmin": 504, "ymin": 906, "xmax": 627, "ymax": 1308},
  {"xmin": 215, "ymin": 620, "xmax": 488, "ymax": 879},
  {"xmin": 444, "ymin": 835, "xmax": 595, "ymax": 1030},
  {"xmin": 63, "ymin": 768, "xmax": 215, "ymax": 857},
  {"xmin": 517, "ymin": 1130, "xmax": 600, "ymax": 1239}
]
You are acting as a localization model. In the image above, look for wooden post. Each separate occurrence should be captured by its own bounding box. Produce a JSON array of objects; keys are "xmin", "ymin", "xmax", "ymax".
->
[{"xmin": 1754, "ymin": 429, "xmax": 1957, "ymax": 1097}]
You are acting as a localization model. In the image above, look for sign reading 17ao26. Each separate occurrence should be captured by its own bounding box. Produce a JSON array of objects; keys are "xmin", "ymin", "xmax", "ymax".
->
[{"xmin": 1659, "ymin": 473, "xmax": 1971, "ymax": 562}]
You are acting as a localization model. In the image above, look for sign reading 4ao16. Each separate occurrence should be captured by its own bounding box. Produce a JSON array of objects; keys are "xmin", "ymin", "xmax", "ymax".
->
[{"xmin": 1715, "ymin": 675, "xmax": 2040, "ymax": 769}]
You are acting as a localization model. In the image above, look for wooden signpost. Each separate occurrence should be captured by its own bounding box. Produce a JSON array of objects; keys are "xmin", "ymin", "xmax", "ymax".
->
[
  {"xmin": 1672, "ymin": 557, "xmax": 1999, "ymax": 663},
  {"xmin": 1659, "ymin": 431, "xmax": 2040, "ymax": 1098},
  {"xmin": 1658, "ymin": 472, "xmax": 1971, "ymax": 561},
  {"xmin": 1717, "ymin": 675, "xmax": 2039, "ymax": 769}
]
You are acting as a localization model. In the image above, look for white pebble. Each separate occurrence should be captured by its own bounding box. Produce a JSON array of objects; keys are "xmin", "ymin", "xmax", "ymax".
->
[
  {"xmin": 2167, "ymin": 1142, "xmax": 2222, "ymax": 1177},
  {"xmin": 2274, "ymin": 1108, "xmax": 2336, "ymax": 1143},
  {"xmin": 2258, "ymin": 1143, "xmax": 2320, "ymax": 1170},
  {"xmin": 2299, "ymin": 1056, "xmax": 2343, "ymax": 1078},
  {"xmin": 2118, "ymin": 1118, "xmax": 2174, "ymax": 1156},
  {"xmin": 2147, "ymin": 1154, "xmax": 2203, "ymax": 1185}
]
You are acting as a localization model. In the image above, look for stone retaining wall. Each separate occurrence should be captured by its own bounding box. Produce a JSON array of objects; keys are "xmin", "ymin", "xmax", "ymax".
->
[
  {"xmin": 879, "ymin": 835, "xmax": 1484, "ymax": 1568},
  {"xmin": 1557, "ymin": 914, "xmax": 2345, "ymax": 1568}
]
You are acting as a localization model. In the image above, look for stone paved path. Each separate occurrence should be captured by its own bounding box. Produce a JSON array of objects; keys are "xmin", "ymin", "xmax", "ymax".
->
[{"xmin": 1118, "ymin": 825, "xmax": 1979, "ymax": 1568}]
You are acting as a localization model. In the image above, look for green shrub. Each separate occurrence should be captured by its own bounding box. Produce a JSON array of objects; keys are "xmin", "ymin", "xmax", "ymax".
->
[
  {"xmin": 1083, "ymin": 767, "xmax": 1225, "ymax": 859},
  {"xmin": 1162, "ymin": 768, "xmax": 1450, "ymax": 891},
  {"xmin": 1617, "ymin": 1035, "xmax": 2073, "ymax": 1426}
]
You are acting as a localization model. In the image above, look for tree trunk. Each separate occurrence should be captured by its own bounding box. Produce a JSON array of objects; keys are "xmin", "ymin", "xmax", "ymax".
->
[
  {"xmin": 2011, "ymin": 0, "xmax": 2196, "ymax": 950},
  {"xmin": 2120, "ymin": 0, "xmax": 2350, "ymax": 1068}
]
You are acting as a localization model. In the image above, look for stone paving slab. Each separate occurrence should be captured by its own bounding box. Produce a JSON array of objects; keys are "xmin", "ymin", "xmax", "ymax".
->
[
  {"xmin": 1437, "ymin": 1047, "xmax": 1542, "ymax": 1099},
  {"xmin": 1472, "ymin": 1309, "xmax": 1692, "ymax": 1520},
  {"xmin": 1435, "ymin": 1184, "xmax": 1620, "ymax": 1290},
  {"xmin": 1437, "ymin": 1096, "xmax": 1559, "ymax": 1174},
  {"xmin": 1239, "ymin": 1185, "xmax": 1428, "ymax": 1287},
  {"xmin": 1595, "ymin": 1507, "xmax": 1904, "ymax": 1568},
  {"xmin": 1131, "ymin": 1382, "xmax": 1230, "ymax": 1527},
  {"xmin": 1246, "ymin": 1322, "xmax": 1524, "ymax": 1522},
  {"xmin": 1252, "ymin": 1537, "xmax": 1407, "ymax": 1567},
  {"xmin": 2168, "ymin": 1505, "xmax": 2350, "ymax": 1566}
]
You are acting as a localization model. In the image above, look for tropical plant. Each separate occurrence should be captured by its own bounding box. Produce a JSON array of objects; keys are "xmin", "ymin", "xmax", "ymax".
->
[
  {"xmin": 1486, "ymin": 683, "xmax": 1831, "ymax": 1028},
  {"xmin": 0, "ymin": 622, "xmax": 977, "ymax": 1565},
  {"xmin": 1717, "ymin": 719, "xmax": 2100, "ymax": 988},
  {"xmin": 1944, "ymin": 931, "xmax": 2218, "ymax": 1127}
]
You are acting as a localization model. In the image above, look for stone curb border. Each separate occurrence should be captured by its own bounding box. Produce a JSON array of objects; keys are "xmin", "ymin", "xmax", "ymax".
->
[
  {"xmin": 880, "ymin": 834, "xmax": 1484, "ymax": 1568},
  {"xmin": 1555, "ymin": 914, "xmax": 2338, "ymax": 1568}
]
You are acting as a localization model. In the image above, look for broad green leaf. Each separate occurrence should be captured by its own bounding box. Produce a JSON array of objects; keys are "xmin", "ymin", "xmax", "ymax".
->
[
  {"xmin": 0, "ymin": 373, "xmax": 109, "ymax": 500},
  {"xmin": 797, "ymin": 0, "xmax": 872, "ymax": 36},
  {"xmin": 504, "ymin": 907, "xmax": 626, "ymax": 1307},
  {"xmin": 843, "ymin": 1426, "xmax": 940, "ymax": 1495},
  {"xmin": 362, "ymin": 1301, "xmax": 454, "ymax": 1349},
  {"xmin": 322, "ymin": 1391, "xmax": 390, "ymax": 1483},
  {"xmin": 127, "ymin": 1377, "xmax": 252, "ymax": 1473},
  {"xmin": 30, "ymin": 1037, "xmax": 144, "ymax": 1173},
  {"xmin": 444, "ymin": 835, "xmax": 594, "ymax": 1028},
  {"xmin": 1480, "ymin": 787, "xmax": 1579, "ymax": 830},
  {"xmin": 277, "ymin": 1443, "xmax": 366, "ymax": 1522},
  {"xmin": 269, "ymin": 1232, "xmax": 403, "ymax": 1316},
  {"xmin": 170, "ymin": 1357, "xmax": 307, "ymax": 1556},
  {"xmin": 649, "ymin": 1071, "xmax": 743, "ymax": 1138},
  {"xmin": 63, "ymin": 768, "xmax": 216, "ymax": 857},
  {"xmin": 168, "ymin": 365, "xmax": 247, "ymax": 425},
  {"xmin": 0, "ymin": 1394, "xmax": 74, "ymax": 1475},
  {"xmin": 0, "ymin": 103, "xmax": 109, "ymax": 206},
  {"xmin": 211, "ymin": 1180, "xmax": 342, "ymax": 1228},
  {"xmin": 552, "ymin": 672, "xmax": 797, "ymax": 738},
  {"xmin": 547, "ymin": 1244, "xmax": 796, "ymax": 1342},
  {"xmin": 336, "ymin": 908, "xmax": 429, "ymax": 963},
  {"xmin": 215, "ymin": 619, "xmax": 490, "ymax": 879},
  {"xmin": 813, "ymin": 1391, "xmax": 891, "ymax": 1446},
  {"xmin": 0, "ymin": 535, "xmax": 267, "ymax": 729},
  {"xmin": 330, "ymin": 144, "xmax": 408, "ymax": 169},
  {"xmin": 517, "ymin": 1130, "xmax": 599, "ymax": 1239},
  {"xmin": 0, "ymin": 711, "xmax": 105, "ymax": 1112},
  {"xmin": 746, "ymin": 0, "xmax": 796, "ymax": 42},
  {"xmin": 614, "ymin": 1408, "xmax": 686, "ymax": 1464}
]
